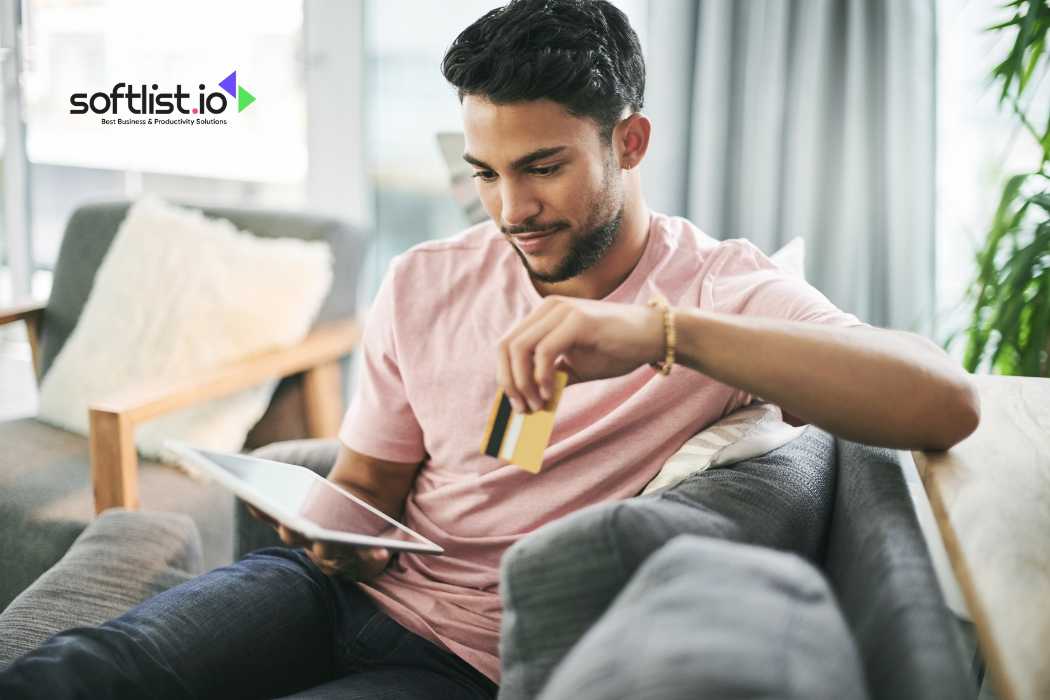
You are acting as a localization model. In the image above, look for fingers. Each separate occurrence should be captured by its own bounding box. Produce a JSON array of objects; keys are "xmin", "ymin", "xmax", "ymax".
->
[
  {"xmin": 246, "ymin": 504, "xmax": 277, "ymax": 527},
  {"xmin": 267, "ymin": 516, "xmax": 390, "ymax": 581},
  {"xmin": 533, "ymin": 320, "xmax": 579, "ymax": 397},
  {"xmin": 498, "ymin": 299, "xmax": 572, "ymax": 413},
  {"xmin": 277, "ymin": 524, "xmax": 312, "ymax": 548},
  {"xmin": 510, "ymin": 309, "xmax": 569, "ymax": 412},
  {"xmin": 307, "ymin": 545, "xmax": 391, "ymax": 581},
  {"xmin": 497, "ymin": 299, "xmax": 556, "ymax": 414}
]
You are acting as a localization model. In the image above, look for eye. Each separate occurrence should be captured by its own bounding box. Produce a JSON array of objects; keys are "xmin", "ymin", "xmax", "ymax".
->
[
  {"xmin": 529, "ymin": 164, "xmax": 561, "ymax": 177},
  {"xmin": 472, "ymin": 170, "xmax": 497, "ymax": 183}
]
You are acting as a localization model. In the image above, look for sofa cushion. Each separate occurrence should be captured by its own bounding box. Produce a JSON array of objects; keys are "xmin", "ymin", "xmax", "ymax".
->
[
  {"xmin": 37, "ymin": 195, "xmax": 334, "ymax": 461},
  {"xmin": 498, "ymin": 426, "xmax": 837, "ymax": 700},
  {"xmin": 538, "ymin": 535, "xmax": 869, "ymax": 700},
  {"xmin": 0, "ymin": 509, "xmax": 204, "ymax": 668},
  {"xmin": 641, "ymin": 401, "xmax": 804, "ymax": 494},
  {"xmin": 39, "ymin": 201, "xmax": 363, "ymax": 379},
  {"xmin": 38, "ymin": 201, "xmax": 365, "ymax": 452},
  {"xmin": 0, "ymin": 417, "xmax": 234, "ymax": 609}
]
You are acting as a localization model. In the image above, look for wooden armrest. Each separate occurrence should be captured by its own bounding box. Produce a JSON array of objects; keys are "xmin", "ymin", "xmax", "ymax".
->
[
  {"xmin": 0, "ymin": 300, "xmax": 45, "ymax": 377},
  {"xmin": 89, "ymin": 319, "xmax": 359, "ymax": 513},
  {"xmin": 912, "ymin": 375, "xmax": 1050, "ymax": 700},
  {"xmin": 91, "ymin": 319, "xmax": 358, "ymax": 421},
  {"xmin": 0, "ymin": 300, "xmax": 44, "ymax": 326}
]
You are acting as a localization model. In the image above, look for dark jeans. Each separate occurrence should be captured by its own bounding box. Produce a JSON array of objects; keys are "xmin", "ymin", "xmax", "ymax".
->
[{"xmin": 0, "ymin": 548, "xmax": 498, "ymax": 700}]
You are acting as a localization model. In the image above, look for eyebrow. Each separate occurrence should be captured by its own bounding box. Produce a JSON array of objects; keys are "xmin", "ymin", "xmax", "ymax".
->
[{"xmin": 462, "ymin": 146, "xmax": 568, "ymax": 172}]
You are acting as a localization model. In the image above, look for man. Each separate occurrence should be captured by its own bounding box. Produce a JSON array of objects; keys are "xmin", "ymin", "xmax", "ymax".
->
[{"xmin": 0, "ymin": 1, "xmax": 978, "ymax": 698}]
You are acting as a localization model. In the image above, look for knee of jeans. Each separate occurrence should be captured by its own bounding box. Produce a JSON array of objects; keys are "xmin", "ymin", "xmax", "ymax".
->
[
  {"xmin": 241, "ymin": 546, "xmax": 319, "ymax": 576},
  {"xmin": 235, "ymin": 547, "xmax": 338, "ymax": 600}
]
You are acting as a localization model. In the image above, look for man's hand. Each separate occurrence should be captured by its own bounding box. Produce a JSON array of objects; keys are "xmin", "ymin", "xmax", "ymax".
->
[
  {"xmin": 246, "ymin": 505, "xmax": 391, "ymax": 581},
  {"xmin": 498, "ymin": 296, "xmax": 665, "ymax": 413}
]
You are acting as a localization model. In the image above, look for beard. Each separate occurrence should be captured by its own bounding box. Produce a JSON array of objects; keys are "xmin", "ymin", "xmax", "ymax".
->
[{"xmin": 509, "ymin": 161, "xmax": 624, "ymax": 284}]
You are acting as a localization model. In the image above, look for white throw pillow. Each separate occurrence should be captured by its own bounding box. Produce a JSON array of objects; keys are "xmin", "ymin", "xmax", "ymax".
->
[
  {"xmin": 37, "ymin": 195, "xmax": 334, "ymax": 461},
  {"xmin": 640, "ymin": 237, "xmax": 808, "ymax": 494},
  {"xmin": 770, "ymin": 236, "xmax": 805, "ymax": 279},
  {"xmin": 641, "ymin": 403, "xmax": 806, "ymax": 494}
]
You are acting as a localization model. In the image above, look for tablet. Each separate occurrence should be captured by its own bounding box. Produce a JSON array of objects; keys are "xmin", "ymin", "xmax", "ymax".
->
[{"xmin": 165, "ymin": 440, "xmax": 443, "ymax": 555}]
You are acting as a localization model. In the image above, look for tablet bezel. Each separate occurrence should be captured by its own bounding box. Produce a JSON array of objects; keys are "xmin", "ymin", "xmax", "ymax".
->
[{"xmin": 165, "ymin": 440, "xmax": 443, "ymax": 555}]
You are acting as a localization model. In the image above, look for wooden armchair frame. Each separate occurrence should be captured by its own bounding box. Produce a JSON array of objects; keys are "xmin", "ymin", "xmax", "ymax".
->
[{"xmin": 1, "ymin": 301, "xmax": 358, "ymax": 514}]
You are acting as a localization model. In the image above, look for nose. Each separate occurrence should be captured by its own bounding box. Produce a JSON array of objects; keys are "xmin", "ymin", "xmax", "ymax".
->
[{"xmin": 499, "ymin": 180, "xmax": 541, "ymax": 229}]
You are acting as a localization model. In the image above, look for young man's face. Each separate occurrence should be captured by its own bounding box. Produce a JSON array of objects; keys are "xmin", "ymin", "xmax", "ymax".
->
[{"xmin": 462, "ymin": 96, "xmax": 625, "ymax": 283}]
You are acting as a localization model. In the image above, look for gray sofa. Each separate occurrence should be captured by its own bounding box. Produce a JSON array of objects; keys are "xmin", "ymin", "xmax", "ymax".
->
[{"xmin": 0, "ymin": 428, "xmax": 980, "ymax": 699}]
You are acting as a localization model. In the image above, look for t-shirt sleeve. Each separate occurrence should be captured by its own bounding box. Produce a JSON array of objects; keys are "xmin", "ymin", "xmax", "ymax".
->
[
  {"xmin": 709, "ymin": 239, "xmax": 870, "ymax": 328},
  {"xmin": 338, "ymin": 255, "xmax": 427, "ymax": 464},
  {"xmin": 707, "ymin": 238, "xmax": 871, "ymax": 414}
]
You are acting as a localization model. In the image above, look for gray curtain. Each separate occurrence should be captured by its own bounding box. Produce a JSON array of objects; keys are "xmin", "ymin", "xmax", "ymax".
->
[{"xmin": 643, "ymin": 0, "xmax": 937, "ymax": 333}]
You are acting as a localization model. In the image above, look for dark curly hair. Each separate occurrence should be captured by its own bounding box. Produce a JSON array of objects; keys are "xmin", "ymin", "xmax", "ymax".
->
[{"xmin": 441, "ymin": 0, "xmax": 645, "ymax": 142}]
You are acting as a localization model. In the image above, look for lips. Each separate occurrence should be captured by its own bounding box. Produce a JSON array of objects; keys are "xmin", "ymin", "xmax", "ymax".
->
[
  {"xmin": 509, "ymin": 224, "xmax": 565, "ymax": 240},
  {"xmin": 513, "ymin": 230, "xmax": 556, "ymax": 241}
]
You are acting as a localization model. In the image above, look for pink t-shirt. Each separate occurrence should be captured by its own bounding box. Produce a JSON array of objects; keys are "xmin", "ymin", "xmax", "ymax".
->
[{"xmin": 340, "ymin": 212, "xmax": 864, "ymax": 683}]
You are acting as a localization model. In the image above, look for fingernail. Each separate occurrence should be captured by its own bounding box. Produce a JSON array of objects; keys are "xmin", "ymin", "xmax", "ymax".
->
[
  {"xmin": 511, "ymin": 398, "xmax": 524, "ymax": 413},
  {"xmin": 540, "ymin": 385, "xmax": 551, "ymax": 401}
]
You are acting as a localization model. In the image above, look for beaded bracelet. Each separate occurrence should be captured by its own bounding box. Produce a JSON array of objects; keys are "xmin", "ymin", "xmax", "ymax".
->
[{"xmin": 647, "ymin": 293, "xmax": 676, "ymax": 375}]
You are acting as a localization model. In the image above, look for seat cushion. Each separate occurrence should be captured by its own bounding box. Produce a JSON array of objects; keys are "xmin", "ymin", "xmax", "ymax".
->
[
  {"xmin": 0, "ymin": 418, "xmax": 233, "ymax": 610},
  {"xmin": 0, "ymin": 508, "xmax": 204, "ymax": 667}
]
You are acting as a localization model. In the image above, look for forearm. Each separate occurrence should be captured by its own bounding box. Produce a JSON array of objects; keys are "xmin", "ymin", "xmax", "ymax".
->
[
  {"xmin": 327, "ymin": 446, "xmax": 418, "ymax": 519},
  {"xmin": 331, "ymin": 477, "xmax": 406, "ymax": 519},
  {"xmin": 673, "ymin": 309, "xmax": 980, "ymax": 450}
]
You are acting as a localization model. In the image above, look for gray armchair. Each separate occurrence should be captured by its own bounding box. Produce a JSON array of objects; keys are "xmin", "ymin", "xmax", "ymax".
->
[{"xmin": 0, "ymin": 201, "xmax": 367, "ymax": 609}]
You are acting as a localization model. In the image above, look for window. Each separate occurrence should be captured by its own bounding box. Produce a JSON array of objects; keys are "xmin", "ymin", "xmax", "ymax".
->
[
  {"xmin": 935, "ymin": 0, "xmax": 1049, "ymax": 353},
  {"xmin": 21, "ymin": 0, "xmax": 308, "ymax": 269}
]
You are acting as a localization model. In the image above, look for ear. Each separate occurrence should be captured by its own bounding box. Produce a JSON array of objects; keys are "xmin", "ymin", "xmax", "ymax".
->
[{"xmin": 615, "ymin": 113, "xmax": 651, "ymax": 171}]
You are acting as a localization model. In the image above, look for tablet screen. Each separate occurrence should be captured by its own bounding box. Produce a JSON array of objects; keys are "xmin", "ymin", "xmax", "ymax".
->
[{"xmin": 193, "ymin": 448, "xmax": 439, "ymax": 552}]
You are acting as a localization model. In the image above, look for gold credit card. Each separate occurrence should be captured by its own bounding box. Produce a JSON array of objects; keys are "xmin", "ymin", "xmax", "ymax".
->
[{"xmin": 479, "ymin": 371, "xmax": 568, "ymax": 473}]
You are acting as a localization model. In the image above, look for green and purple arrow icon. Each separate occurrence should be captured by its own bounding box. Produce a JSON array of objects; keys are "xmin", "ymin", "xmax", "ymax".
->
[{"xmin": 219, "ymin": 70, "xmax": 256, "ymax": 112}]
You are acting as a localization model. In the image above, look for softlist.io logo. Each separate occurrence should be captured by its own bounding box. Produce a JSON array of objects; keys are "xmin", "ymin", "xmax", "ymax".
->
[{"xmin": 70, "ymin": 70, "xmax": 256, "ymax": 126}]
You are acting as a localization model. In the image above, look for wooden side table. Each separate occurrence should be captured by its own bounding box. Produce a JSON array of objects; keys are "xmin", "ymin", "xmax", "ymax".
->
[{"xmin": 912, "ymin": 375, "xmax": 1050, "ymax": 700}]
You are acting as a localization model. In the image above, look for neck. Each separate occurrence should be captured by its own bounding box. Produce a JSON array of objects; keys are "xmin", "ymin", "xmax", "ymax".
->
[{"xmin": 532, "ymin": 177, "xmax": 651, "ymax": 300}]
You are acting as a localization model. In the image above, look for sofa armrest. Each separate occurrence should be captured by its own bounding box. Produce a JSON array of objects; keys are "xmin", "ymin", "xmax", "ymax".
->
[
  {"xmin": 0, "ymin": 508, "xmax": 203, "ymax": 668},
  {"xmin": 235, "ymin": 439, "xmax": 341, "ymax": 559},
  {"xmin": 88, "ymin": 320, "xmax": 358, "ymax": 514},
  {"xmin": 0, "ymin": 301, "xmax": 44, "ymax": 378},
  {"xmin": 824, "ymin": 439, "xmax": 974, "ymax": 700},
  {"xmin": 912, "ymin": 375, "xmax": 1050, "ymax": 700}
]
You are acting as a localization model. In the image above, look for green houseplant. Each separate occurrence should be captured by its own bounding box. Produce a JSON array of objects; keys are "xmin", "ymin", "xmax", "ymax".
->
[{"xmin": 961, "ymin": 0, "xmax": 1050, "ymax": 376}]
